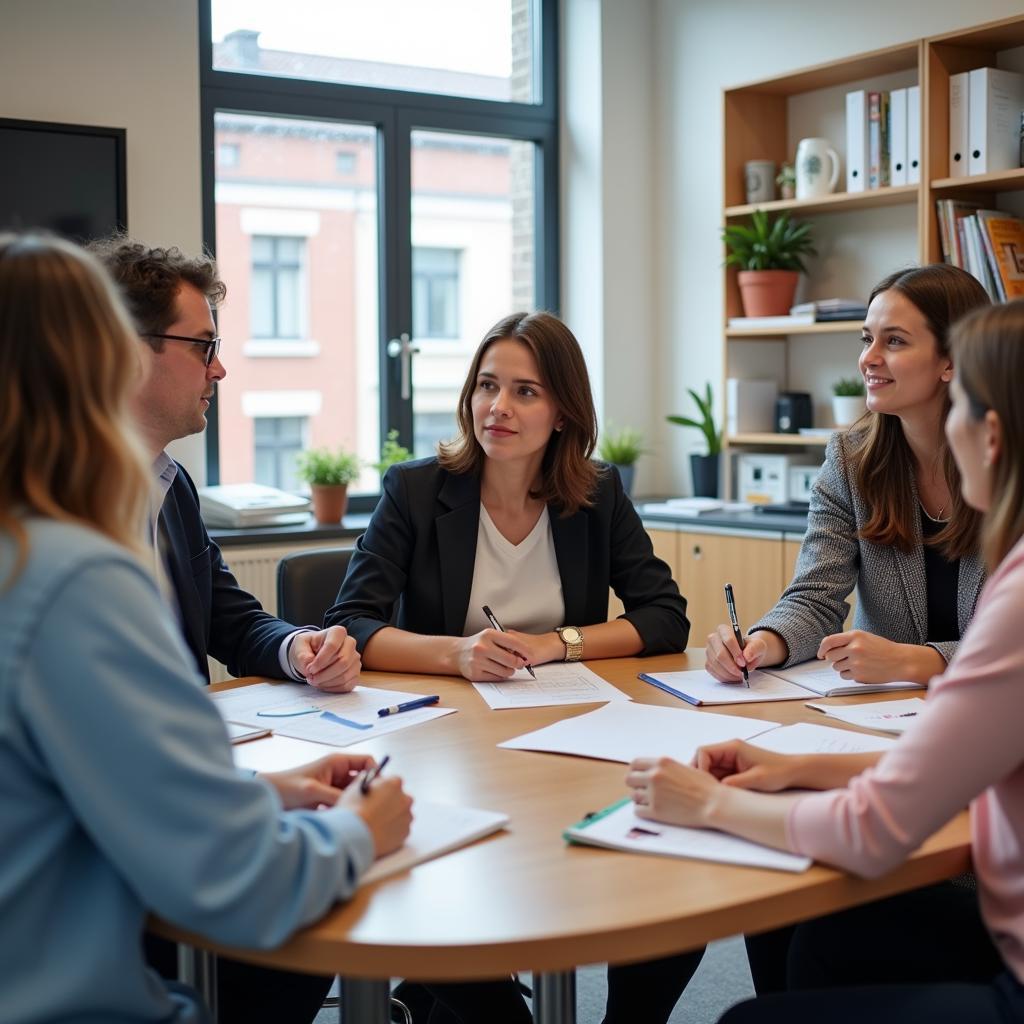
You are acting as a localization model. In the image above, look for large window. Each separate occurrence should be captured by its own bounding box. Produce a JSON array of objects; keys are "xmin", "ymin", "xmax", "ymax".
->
[{"xmin": 200, "ymin": 0, "xmax": 558, "ymax": 502}]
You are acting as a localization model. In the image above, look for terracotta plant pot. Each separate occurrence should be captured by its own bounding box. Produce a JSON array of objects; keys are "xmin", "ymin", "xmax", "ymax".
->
[
  {"xmin": 737, "ymin": 269, "xmax": 800, "ymax": 318},
  {"xmin": 310, "ymin": 483, "xmax": 349, "ymax": 524}
]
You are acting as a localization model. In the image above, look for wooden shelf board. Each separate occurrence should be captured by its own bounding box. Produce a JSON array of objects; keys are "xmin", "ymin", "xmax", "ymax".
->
[
  {"xmin": 928, "ymin": 16, "xmax": 1024, "ymax": 52},
  {"xmin": 727, "ymin": 42, "xmax": 918, "ymax": 97},
  {"xmin": 930, "ymin": 168, "xmax": 1024, "ymax": 194},
  {"xmin": 725, "ymin": 185, "xmax": 919, "ymax": 219},
  {"xmin": 727, "ymin": 433, "xmax": 833, "ymax": 447},
  {"xmin": 726, "ymin": 320, "xmax": 862, "ymax": 337}
]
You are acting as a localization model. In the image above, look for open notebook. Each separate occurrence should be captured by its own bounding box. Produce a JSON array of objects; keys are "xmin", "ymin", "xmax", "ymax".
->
[{"xmin": 640, "ymin": 659, "xmax": 924, "ymax": 706}]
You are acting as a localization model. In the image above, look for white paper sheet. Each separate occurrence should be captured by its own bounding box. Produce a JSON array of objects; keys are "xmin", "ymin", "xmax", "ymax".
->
[
  {"xmin": 749, "ymin": 721, "xmax": 896, "ymax": 756},
  {"xmin": 209, "ymin": 683, "xmax": 455, "ymax": 748},
  {"xmin": 805, "ymin": 698, "xmax": 927, "ymax": 735},
  {"xmin": 769, "ymin": 660, "xmax": 923, "ymax": 697},
  {"xmin": 640, "ymin": 668, "xmax": 812, "ymax": 705},
  {"xmin": 363, "ymin": 802, "xmax": 510, "ymax": 884},
  {"xmin": 566, "ymin": 798, "xmax": 810, "ymax": 873},
  {"xmin": 499, "ymin": 702, "xmax": 779, "ymax": 764},
  {"xmin": 473, "ymin": 662, "xmax": 631, "ymax": 709}
]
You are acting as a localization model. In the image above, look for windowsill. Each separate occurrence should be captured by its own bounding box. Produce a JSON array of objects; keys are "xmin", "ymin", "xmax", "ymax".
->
[{"xmin": 243, "ymin": 338, "xmax": 320, "ymax": 357}]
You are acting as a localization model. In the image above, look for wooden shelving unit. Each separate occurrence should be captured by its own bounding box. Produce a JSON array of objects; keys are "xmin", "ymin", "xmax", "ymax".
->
[{"xmin": 719, "ymin": 13, "xmax": 1024, "ymax": 497}]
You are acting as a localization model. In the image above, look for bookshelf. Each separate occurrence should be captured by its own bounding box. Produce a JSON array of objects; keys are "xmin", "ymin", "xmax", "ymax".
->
[{"xmin": 719, "ymin": 13, "xmax": 1024, "ymax": 497}]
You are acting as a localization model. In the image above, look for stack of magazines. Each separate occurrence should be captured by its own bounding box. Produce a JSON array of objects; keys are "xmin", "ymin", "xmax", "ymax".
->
[{"xmin": 789, "ymin": 298, "xmax": 868, "ymax": 322}]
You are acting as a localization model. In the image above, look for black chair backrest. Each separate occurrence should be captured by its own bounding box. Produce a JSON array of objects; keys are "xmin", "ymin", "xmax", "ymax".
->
[{"xmin": 276, "ymin": 547, "xmax": 354, "ymax": 626}]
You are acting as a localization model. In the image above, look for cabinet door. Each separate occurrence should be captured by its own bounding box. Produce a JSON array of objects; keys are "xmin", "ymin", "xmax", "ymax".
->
[
  {"xmin": 783, "ymin": 537, "xmax": 856, "ymax": 628},
  {"xmin": 608, "ymin": 528, "xmax": 679, "ymax": 620},
  {"xmin": 677, "ymin": 532, "xmax": 783, "ymax": 643}
]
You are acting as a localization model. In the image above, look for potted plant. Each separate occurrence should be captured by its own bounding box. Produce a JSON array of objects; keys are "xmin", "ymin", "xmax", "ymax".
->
[
  {"xmin": 831, "ymin": 376, "xmax": 867, "ymax": 427},
  {"xmin": 667, "ymin": 383, "xmax": 722, "ymax": 497},
  {"xmin": 722, "ymin": 209, "xmax": 816, "ymax": 317},
  {"xmin": 597, "ymin": 424, "xmax": 647, "ymax": 496},
  {"xmin": 371, "ymin": 429, "xmax": 413, "ymax": 477},
  {"xmin": 776, "ymin": 164, "xmax": 796, "ymax": 200},
  {"xmin": 295, "ymin": 446, "xmax": 361, "ymax": 524}
]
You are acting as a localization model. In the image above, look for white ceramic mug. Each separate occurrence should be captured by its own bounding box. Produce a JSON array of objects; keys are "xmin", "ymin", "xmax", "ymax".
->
[
  {"xmin": 744, "ymin": 159, "xmax": 776, "ymax": 204},
  {"xmin": 795, "ymin": 138, "xmax": 840, "ymax": 199}
]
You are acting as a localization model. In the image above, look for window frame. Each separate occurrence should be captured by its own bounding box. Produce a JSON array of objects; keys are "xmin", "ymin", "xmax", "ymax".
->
[{"xmin": 198, "ymin": 0, "xmax": 559, "ymax": 511}]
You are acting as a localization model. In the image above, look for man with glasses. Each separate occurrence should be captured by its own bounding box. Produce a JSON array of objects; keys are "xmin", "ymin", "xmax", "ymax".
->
[
  {"xmin": 89, "ymin": 236, "xmax": 355, "ymax": 1023},
  {"xmin": 91, "ymin": 236, "xmax": 360, "ymax": 693}
]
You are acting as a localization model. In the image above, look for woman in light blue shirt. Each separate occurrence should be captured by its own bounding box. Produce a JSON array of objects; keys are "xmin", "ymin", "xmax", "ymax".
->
[{"xmin": 0, "ymin": 232, "xmax": 413, "ymax": 1024}]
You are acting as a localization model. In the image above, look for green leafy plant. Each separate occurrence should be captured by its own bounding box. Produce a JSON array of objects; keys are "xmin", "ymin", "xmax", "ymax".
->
[
  {"xmin": 372, "ymin": 429, "xmax": 412, "ymax": 474},
  {"xmin": 666, "ymin": 383, "xmax": 722, "ymax": 456},
  {"xmin": 722, "ymin": 209, "xmax": 816, "ymax": 272},
  {"xmin": 775, "ymin": 164, "xmax": 796, "ymax": 189},
  {"xmin": 295, "ymin": 446, "xmax": 361, "ymax": 487},
  {"xmin": 832, "ymin": 376, "xmax": 866, "ymax": 397},
  {"xmin": 597, "ymin": 424, "xmax": 647, "ymax": 466}
]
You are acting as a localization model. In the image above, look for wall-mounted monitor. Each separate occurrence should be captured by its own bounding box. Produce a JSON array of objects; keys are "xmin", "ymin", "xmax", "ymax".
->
[{"xmin": 0, "ymin": 117, "xmax": 127, "ymax": 241}]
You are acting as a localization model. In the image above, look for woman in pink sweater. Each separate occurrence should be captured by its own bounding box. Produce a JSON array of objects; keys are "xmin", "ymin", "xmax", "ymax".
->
[{"xmin": 627, "ymin": 299, "xmax": 1024, "ymax": 1024}]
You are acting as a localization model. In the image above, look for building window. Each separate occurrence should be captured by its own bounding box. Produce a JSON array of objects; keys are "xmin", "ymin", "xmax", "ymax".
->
[
  {"xmin": 253, "ymin": 415, "xmax": 306, "ymax": 491},
  {"xmin": 251, "ymin": 235, "xmax": 304, "ymax": 339},
  {"xmin": 335, "ymin": 150, "xmax": 356, "ymax": 174},
  {"xmin": 217, "ymin": 141, "xmax": 240, "ymax": 167},
  {"xmin": 413, "ymin": 247, "xmax": 460, "ymax": 339}
]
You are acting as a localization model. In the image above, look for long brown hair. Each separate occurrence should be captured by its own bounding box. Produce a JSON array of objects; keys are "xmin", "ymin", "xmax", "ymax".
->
[
  {"xmin": 850, "ymin": 264, "xmax": 989, "ymax": 559},
  {"xmin": 0, "ymin": 233, "xmax": 151, "ymax": 579},
  {"xmin": 438, "ymin": 312, "xmax": 599, "ymax": 515},
  {"xmin": 950, "ymin": 301, "xmax": 1024, "ymax": 571}
]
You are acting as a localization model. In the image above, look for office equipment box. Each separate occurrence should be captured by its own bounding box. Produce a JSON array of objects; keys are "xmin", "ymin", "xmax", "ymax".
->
[{"xmin": 737, "ymin": 454, "xmax": 792, "ymax": 505}]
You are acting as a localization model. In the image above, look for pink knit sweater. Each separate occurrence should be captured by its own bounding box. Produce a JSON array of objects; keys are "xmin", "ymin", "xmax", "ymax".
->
[{"xmin": 788, "ymin": 536, "xmax": 1024, "ymax": 982}]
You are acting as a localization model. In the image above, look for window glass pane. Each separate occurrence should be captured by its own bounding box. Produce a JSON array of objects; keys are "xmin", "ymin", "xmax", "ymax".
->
[
  {"xmin": 215, "ymin": 112, "xmax": 380, "ymax": 492},
  {"xmin": 410, "ymin": 131, "xmax": 536, "ymax": 457},
  {"xmin": 211, "ymin": 0, "xmax": 539, "ymax": 104}
]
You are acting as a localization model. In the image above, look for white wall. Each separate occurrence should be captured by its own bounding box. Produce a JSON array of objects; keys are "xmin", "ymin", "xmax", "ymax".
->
[
  {"xmin": 650, "ymin": 0, "xmax": 1024, "ymax": 495},
  {"xmin": 2, "ymin": 0, "xmax": 207, "ymax": 478}
]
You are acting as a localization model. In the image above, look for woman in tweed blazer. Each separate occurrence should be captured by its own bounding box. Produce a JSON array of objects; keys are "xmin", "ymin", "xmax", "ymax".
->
[{"xmin": 708, "ymin": 264, "xmax": 989, "ymax": 688}]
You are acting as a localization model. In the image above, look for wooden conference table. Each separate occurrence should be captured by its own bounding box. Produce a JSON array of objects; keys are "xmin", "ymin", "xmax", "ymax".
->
[{"xmin": 160, "ymin": 652, "xmax": 970, "ymax": 1023}]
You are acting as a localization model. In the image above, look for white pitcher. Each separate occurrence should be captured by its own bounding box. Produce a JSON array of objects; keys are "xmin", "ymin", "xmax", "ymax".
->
[{"xmin": 795, "ymin": 137, "xmax": 840, "ymax": 199}]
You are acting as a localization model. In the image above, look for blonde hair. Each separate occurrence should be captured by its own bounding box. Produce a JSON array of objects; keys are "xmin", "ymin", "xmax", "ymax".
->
[
  {"xmin": 949, "ymin": 300, "xmax": 1024, "ymax": 572},
  {"xmin": 0, "ymin": 233, "xmax": 151, "ymax": 579}
]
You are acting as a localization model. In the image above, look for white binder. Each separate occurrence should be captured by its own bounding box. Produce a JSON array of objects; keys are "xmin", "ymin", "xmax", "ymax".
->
[
  {"xmin": 949, "ymin": 72, "xmax": 969, "ymax": 178},
  {"xmin": 889, "ymin": 88, "xmax": 908, "ymax": 186},
  {"xmin": 845, "ymin": 89, "xmax": 869, "ymax": 192},
  {"xmin": 726, "ymin": 378, "xmax": 778, "ymax": 435},
  {"xmin": 907, "ymin": 85, "xmax": 921, "ymax": 184},
  {"xmin": 968, "ymin": 67, "xmax": 1024, "ymax": 175}
]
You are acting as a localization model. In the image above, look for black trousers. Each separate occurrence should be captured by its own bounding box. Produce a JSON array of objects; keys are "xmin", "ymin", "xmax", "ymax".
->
[
  {"xmin": 721, "ymin": 883, "xmax": 1024, "ymax": 1024},
  {"xmin": 144, "ymin": 933, "xmax": 332, "ymax": 1024}
]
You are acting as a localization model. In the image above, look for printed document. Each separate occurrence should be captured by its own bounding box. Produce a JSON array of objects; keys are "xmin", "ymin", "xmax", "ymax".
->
[
  {"xmin": 749, "ymin": 721, "xmax": 895, "ymax": 756},
  {"xmin": 473, "ymin": 662, "xmax": 630, "ymax": 710},
  {"xmin": 805, "ymin": 697, "xmax": 927, "ymax": 735}
]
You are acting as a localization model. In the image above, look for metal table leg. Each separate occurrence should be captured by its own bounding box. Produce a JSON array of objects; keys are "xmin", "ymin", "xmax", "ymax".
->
[
  {"xmin": 533, "ymin": 970, "xmax": 576, "ymax": 1024},
  {"xmin": 340, "ymin": 977, "xmax": 391, "ymax": 1024},
  {"xmin": 177, "ymin": 944, "xmax": 218, "ymax": 1021}
]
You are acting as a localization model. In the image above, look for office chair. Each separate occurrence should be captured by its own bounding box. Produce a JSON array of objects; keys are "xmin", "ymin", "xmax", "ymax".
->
[{"xmin": 276, "ymin": 546, "xmax": 354, "ymax": 625}]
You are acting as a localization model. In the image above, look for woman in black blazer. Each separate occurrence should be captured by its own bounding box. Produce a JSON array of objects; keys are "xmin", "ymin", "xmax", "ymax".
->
[
  {"xmin": 327, "ymin": 311, "xmax": 688, "ymax": 679},
  {"xmin": 327, "ymin": 311, "xmax": 693, "ymax": 1024}
]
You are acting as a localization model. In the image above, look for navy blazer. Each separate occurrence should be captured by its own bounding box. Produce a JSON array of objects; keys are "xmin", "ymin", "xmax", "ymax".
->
[
  {"xmin": 325, "ymin": 458, "xmax": 689, "ymax": 656},
  {"xmin": 159, "ymin": 463, "xmax": 296, "ymax": 682}
]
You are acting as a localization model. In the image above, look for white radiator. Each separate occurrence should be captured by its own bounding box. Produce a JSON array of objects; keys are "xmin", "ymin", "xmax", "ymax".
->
[{"xmin": 207, "ymin": 540, "xmax": 343, "ymax": 683}]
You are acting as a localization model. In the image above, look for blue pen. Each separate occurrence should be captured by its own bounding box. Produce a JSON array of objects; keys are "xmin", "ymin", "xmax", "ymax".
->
[{"xmin": 377, "ymin": 695, "xmax": 440, "ymax": 717}]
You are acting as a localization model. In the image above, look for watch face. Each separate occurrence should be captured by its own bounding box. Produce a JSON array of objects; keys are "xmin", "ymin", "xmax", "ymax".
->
[{"xmin": 561, "ymin": 627, "xmax": 582, "ymax": 644}]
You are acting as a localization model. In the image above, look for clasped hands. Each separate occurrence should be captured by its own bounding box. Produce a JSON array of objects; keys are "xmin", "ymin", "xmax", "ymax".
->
[{"xmin": 288, "ymin": 625, "xmax": 361, "ymax": 692}]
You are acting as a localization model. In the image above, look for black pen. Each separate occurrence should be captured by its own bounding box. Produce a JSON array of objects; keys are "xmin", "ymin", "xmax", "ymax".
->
[
  {"xmin": 360, "ymin": 754, "xmax": 390, "ymax": 795},
  {"xmin": 481, "ymin": 604, "xmax": 537, "ymax": 679},
  {"xmin": 724, "ymin": 583, "xmax": 750, "ymax": 687}
]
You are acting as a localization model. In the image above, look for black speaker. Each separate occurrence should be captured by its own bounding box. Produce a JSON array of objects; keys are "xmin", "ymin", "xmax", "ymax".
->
[{"xmin": 775, "ymin": 391, "xmax": 812, "ymax": 433}]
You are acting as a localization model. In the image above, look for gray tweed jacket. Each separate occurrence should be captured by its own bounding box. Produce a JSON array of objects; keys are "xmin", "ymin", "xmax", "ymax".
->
[{"xmin": 749, "ymin": 431, "xmax": 986, "ymax": 668}]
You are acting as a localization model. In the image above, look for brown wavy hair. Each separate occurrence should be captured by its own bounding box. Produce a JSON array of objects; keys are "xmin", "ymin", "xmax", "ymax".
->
[
  {"xmin": 849, "ymin": 264, "xmax": 989, "ymax": 559},
  {"xmin": 438, "ymin": 312, "xmax": 599, "ymax": 515},
  {"xmin": 0, "ymin": 233, "xmax": 151, "ymax": 580},
  {"xmin": 949, "ymin": 301, "xmax": 1024, "ymax": 571}
]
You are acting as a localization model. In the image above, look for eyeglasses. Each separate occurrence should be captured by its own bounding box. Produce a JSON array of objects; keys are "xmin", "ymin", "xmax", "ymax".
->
[{"xmin": 144, "ymin": 333, "xmax": 222, "ymax": 367}]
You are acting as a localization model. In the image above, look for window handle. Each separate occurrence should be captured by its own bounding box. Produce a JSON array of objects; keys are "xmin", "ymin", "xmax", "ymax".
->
[{"xmin": 387, "ymin": 332, "xmax": 421, "ymax": 400}]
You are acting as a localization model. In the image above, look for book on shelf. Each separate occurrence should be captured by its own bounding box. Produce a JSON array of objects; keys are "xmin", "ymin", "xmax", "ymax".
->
[
  {"xmin": 977, "ymin": 210, "xmax": 1024, "ymax": 300},
  {"xmin": 727, "ymin": 313, "xmax": 814, "ymax": 329},
  {"xmin": 790, "ymin": 299, "xmax": 868, "ymax": 321},
  {"xmin": 939, "ymin": 202, "xmax": 1024, "ymax": 302}
]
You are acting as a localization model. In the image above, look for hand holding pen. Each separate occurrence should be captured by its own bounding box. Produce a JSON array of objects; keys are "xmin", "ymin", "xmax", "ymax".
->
[
  {"xmin": 724, "ymin": 583, "xmax": 750, "ymax": 687},
  {"xmin": 481, "ymin": 605, "xmax": 537, "ymax": 679},
  {"xmin": 341, "ymin": 755, "xmax": 413, "ymax": 857}
]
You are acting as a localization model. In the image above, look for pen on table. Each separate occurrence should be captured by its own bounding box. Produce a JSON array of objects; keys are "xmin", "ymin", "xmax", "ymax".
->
[
  {"xmin": 377, "ymin": 695, "xmax": 440, "ymax": 717},
  {"xmin": 360, "ymin": 754, "xmax": 390, "ymax": 796},
  {"xmin": 724, "ymin": 583, "xmax": 750, "ymax": 688},
  {"xmin": 481, "ymin": 604, "xmax": 537, "ymax": 679}
]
